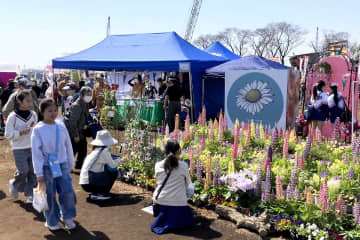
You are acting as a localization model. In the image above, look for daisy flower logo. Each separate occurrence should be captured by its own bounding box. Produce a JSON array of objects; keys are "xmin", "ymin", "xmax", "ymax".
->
[{"xmin": 235, "ymin": 80, "xmax": 273, "ymax": 115}]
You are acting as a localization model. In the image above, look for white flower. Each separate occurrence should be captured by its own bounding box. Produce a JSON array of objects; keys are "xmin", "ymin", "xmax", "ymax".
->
[{"xmin": 236, "ymin": 80, "xmax": 273, "ymax": 115}]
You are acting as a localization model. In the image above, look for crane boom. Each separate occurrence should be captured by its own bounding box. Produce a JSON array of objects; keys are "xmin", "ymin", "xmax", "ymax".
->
[{"xmin": 184, "ymin": 0, "xmax": 203, "ymax": 42}]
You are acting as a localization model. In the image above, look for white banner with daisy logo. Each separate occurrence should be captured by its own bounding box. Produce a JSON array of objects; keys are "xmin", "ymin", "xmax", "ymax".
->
[{"xmin": 225, "ymin": 70, "xmax": 289, "ymax": 130}]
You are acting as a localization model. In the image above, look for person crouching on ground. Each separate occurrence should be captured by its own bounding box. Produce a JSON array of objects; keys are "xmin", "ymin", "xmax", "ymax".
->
[
  {"xmin": 5, "ymin": 90, "xmax": 38, "ymax": 203},
  {"xmin": 31, "ymin": 98, "xmax": 77, "ymax": 231},
  {"xmin": 79, "ymin": 130, "xmax": 121, "ymax": 201},
  {"xmin": 151, "ymin": 139, "xmax": 194, "ymax": 234}
]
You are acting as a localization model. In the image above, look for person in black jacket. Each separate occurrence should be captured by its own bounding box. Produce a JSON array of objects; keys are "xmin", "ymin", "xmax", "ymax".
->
[
  {"xmin": 163, "ymin": 78, "xmax": 184, "ymax": 132},
  {"xmin": 157, "ymin": 78, "xmax": 167, "ymax": 97},
  {"xmin": 0, "ymin": 80, "xmax": 16, "ymax": 109}
]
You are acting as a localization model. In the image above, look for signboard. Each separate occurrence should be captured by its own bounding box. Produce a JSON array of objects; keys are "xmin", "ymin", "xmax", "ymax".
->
[
  {"xmin": 328, "ymin": 41, "xmax": 348, "ymax": 56},
  {"xmin": 225, "ymin": 70, "xmax": 288, "ymax": 129},
  {"xmin": 179, "ymin": 62, "xmax": 191, "ymax": 72}
]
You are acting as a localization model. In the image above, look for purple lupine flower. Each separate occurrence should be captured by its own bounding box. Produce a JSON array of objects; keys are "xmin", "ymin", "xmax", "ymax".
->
[
  {"xmin": 255, "ymin": 126, "xmax": 260, "ymax": 139},
  {"xmin": 270, "ymin": 127, "xmax": 278, "ymax": 147},
  {"xmin": 286, "ymin": 184, "xmax": 292, "ymax": 201},
  {"xmin": 321, "ymin": 160, "xmax": 325, "ymax": 166},
  {"xmin": 334, "ymin": 175, "xmax": 342, "ymax": 180},
  {"xmin": 348, "ymin": 167, "xmax": 355, "ymax": 180},
  {"xmin": 264, "ymin": 166, "xmax": 271, "ymax": 201},
  {"xmin": 290, "ymin": 168, "xmax": 297, "ymax": 193},
  {"xmin": 352, "ymin": 135, "xmax": 358, "ymax": 161},
  {"xmin": 213, "ymin": 158, "xmax": 220, "ymax": 186},
  {"xmin": 271, "ymin": 192, "xmax": 276, "ymax": 201},
  {"xmin": 302, "ymin": 135, "xmax": 312, "ymax": 159},
  {"xmin": 353, "ymin": 202, "xmax": 360, "ymax": 224},
  {"xmin": 255, "ymin": 164, "xmax": 262, "ymax": 196},
  {"xmin": 293, "ymin": 188, "xmax": 300, "ymax": 201},
  {"xmin": 320, "ymin": 171, "xmax": 328, "ymax": 178},
  {"xmin": 239, "ymin": 129, "xmax": 243, "ymax": 137},
  {"xmin": 196, "ymin": 159, "xmax": 203, "ymax": 182},
  {"xmin": 344, "ymin": 156, "xmax": 348, "ymax": 164}
]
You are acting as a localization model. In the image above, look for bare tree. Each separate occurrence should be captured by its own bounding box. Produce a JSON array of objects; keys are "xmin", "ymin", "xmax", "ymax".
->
[
  {"xmin": 350, "ymin": 42, "xmax": 360, "ymax": 60},
  {"xmin": 251, "ymin": 27, "xmax": 274, "ymax": 57},
  {"xmin": 269, "ymin": 22, "xmax": 306, "ymax": 64},
  {"xmin": 217, "ymin": 28, "xmax": 252, "ymax": 56},
  {"xmin": 193, "ymin": 34, "xmax": 219, "ymax": 49}
]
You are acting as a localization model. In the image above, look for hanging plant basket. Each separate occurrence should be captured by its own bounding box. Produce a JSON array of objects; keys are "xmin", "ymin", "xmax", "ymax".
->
[{"xmin": 315, "ymin": 62, "xmax": 332, "ymax": 74}]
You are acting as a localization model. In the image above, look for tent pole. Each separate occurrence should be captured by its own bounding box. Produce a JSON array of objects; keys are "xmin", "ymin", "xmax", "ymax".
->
[
  {"xmin": 202, "ymin": 75, "xmax": 204, "ymax": 106},
  {"xmin": 189, "ymin": 72, "xmax": 194, "ymax": 123}
]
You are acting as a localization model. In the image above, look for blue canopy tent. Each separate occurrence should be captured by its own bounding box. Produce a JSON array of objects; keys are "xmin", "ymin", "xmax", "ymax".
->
[
  {"xmin": 204, "ymin": 41, "xmax": 241, "ymax": 60},
  {"xmin": 52, "ymin": 32, "xmax": 226, "ymax": 120},
  {"xmin": 203, "ymin": 55, "xmax": 290, "ymax": 120}
]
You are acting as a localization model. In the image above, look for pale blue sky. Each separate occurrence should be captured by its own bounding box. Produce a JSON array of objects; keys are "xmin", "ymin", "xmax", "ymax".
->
[{"xmin": 1, "ymin": 0, "xmax": 360, "ymax": 68}]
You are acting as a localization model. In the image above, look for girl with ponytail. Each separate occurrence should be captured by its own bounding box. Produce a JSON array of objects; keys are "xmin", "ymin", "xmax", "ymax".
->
[
  {"xmin": 310, "ymin": 80, "xmax": 328, "ymax": 135},
  {"xmin": 151, "ymin": 139, "xmax": 193, "ymax": 234},
  {"xmin": 328, "ymin": 83, "xmax": 345, "ymax": 126}
]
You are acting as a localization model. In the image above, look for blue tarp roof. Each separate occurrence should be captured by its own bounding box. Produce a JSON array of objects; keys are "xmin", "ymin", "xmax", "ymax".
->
[
  {"xmin": 205, "ymin": 55, "xmax": 289, "ymax": 77},
  {"xmin": 52, "ymin": 31, "xmax": 226, "ymax": 120},
  {"xmin": 204, "ymin": 41, "xmax": 241, "ymax": 60},
  {"xmin": 52, "ymin": 32, "xmax": 225, "ymax": 71}
]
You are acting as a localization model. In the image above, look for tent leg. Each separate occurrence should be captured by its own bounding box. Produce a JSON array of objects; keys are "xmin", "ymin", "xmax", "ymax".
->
[
  {"xmin": 202, "ymin": 75, "xmax": 204, "ymax": 107},
  {"xmin": 189, "ymin": 72, "xmax": 194, "ymax": 123}
]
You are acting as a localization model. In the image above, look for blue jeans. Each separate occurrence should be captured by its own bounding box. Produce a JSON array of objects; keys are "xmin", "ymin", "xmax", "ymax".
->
[{"xmin": 43, "ymin": 163, "xmax": 77, "ymax": 226}]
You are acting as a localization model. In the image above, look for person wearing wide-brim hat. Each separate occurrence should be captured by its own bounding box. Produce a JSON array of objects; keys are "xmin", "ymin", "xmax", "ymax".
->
[
  {"xmin": 328, "ymin": 83, "xmax": 345, "ymax": 126},
  {"xmin": 79, "ymin": 130, "xmax": 121, "ymax": 200}
]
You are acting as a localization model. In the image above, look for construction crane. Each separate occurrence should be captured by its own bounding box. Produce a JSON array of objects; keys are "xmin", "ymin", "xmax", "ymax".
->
[{"xmin": 184, "ymin": 0, "xmax": 203, "ymax": 42}]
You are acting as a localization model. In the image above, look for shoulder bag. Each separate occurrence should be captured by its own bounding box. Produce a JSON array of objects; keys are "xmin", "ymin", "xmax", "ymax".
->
[{"xmin": 47, "ymin": 123, "xmax": 62, "ymax": 178}]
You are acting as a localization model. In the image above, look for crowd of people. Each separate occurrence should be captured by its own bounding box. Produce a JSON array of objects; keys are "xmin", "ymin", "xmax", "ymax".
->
[
  {"xmin": 0, "ymin": 74, "xmax": 194, "ymax": 234},
  {"xmin": 306, "ymin": 80, "xmax": 345, "ymax": 134}
]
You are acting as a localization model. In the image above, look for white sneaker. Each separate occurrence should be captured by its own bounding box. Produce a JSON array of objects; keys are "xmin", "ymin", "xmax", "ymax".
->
[
  {"xmin": 63, "ymin": 219, "xmax": 76, "ymax": 230},
  {"xmin": 9, "ymin": 180, "xmax": 18, "ymax": 199},
  {"xmin": 26, "ymin": 196, "xmax": 33, "ymax": 204},
  {"xmin": 44, "ymin": 222, "xmax": 62, "ymax": 231}
]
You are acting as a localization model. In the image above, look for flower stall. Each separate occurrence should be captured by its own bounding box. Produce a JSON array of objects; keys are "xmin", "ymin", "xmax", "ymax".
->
[{"xmin": 118, "ymin": 106, "xmax": 360, "ymax": 239}]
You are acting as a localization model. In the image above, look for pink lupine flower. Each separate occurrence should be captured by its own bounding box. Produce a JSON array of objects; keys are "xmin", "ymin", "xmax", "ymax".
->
[
  {"xmin": 276, "ymin": 175, "xmax": 284, "ymax": 200},
  {"xmin": 336, "ymin": 195, "xmax": 345, "ymax": 215}
]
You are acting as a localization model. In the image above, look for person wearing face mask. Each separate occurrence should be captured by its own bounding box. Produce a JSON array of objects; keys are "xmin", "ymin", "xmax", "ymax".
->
[{"xmin": 64, "ymin": 87, "xmax": 93, "ymax": 169}]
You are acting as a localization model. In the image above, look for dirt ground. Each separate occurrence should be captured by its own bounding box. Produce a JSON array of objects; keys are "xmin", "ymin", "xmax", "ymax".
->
[{"xmin": 0, "ymin": 136, "xmax": 270, "ymax": 240}]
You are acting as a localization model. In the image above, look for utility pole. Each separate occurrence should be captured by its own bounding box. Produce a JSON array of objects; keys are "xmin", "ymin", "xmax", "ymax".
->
[{"xmin": 106, "ymin": 16, "xmax": 111, "ymax": 37}]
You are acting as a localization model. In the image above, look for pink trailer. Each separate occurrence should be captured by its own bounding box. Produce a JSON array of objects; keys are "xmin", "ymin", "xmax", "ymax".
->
[
  {"xmin": 305, "ymin": 56, "xmax": 358, "ymax": 137},
  {"xmin": 0, "ymin": 64, "xmax": 17, "ymax": 88}
]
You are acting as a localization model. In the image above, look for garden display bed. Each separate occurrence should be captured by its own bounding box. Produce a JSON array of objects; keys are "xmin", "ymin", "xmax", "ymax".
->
[{"xmin": 116, "ymin": 108, "xmax": 360, "ymax": 240}]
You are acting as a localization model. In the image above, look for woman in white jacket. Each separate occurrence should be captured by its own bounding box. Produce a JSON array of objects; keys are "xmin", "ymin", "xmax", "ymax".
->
[
  {"xmin": 80, "ymin": 130, "xmax": 121, "ymax": 201},
  {"xmin": 310, "ymin": 80, "xmax": 328, "ymax": 135},
  {"xmin": 151, "ymin": 139, "xmax": 194, "ymax": 234},
  {"xmin": 328, "ymin": 83, "xmax": 345, "ymax": 126}
]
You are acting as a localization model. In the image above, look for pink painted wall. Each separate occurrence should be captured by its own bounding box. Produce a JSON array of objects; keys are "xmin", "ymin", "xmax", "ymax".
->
[
  {"xmin": 0, "ymin": 72, "xmax": 16, "ymax": 88},
  {"xmin": 305, "ymin": 56, "xmax": 358, "ymax": 137}
]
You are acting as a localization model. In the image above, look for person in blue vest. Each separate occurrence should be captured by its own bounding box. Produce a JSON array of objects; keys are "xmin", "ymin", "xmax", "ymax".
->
[
  {"xmin": 328, "ymin": 83, "xmax": 344, "ymax": 126},
  {"xmin": 310, "ymin": 80, "xmax": 328, "ymax": 135}
]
